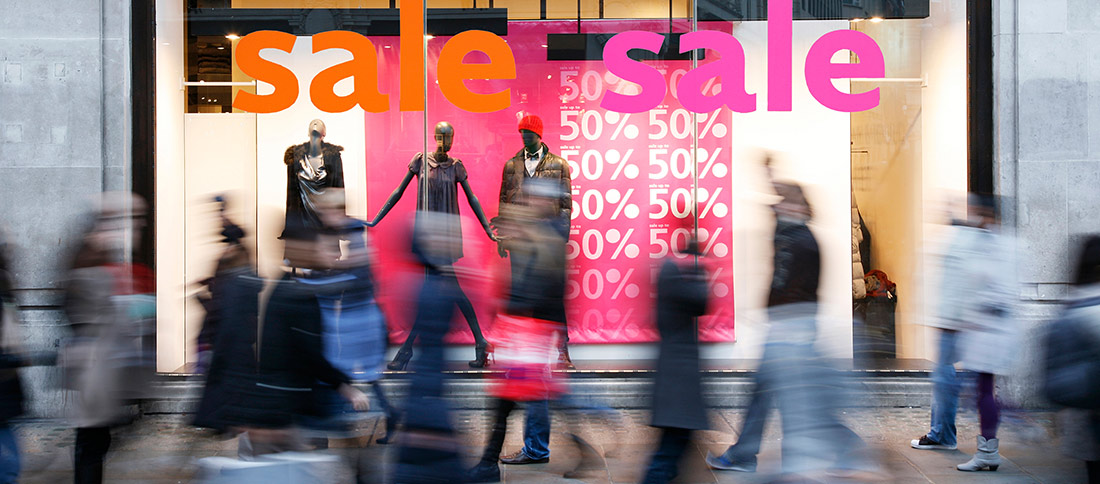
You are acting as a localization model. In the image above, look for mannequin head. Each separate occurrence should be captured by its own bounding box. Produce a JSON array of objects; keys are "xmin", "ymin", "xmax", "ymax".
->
[
  {"xmin": 308, "ymin": 119, "xmax": 327, "ymax": 152},
  {"xmin": 517, "ymin": 115, "xmax": 543, "ymax": 152},
  {"xmin": 434, "ymin": 122, "xmax": 454, "ymax": 154}
]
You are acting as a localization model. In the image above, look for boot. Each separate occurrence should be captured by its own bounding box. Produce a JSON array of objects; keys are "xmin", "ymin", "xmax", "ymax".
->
[
  {"xmin": 387, "ymin": 347, "xmax": 413, "ymax": 371},
  {"xmin": 558, "ymin": 343, "xmax": 576, "ymax": 370},
  {"xmin": 468, "ymin": 342, "xmax": 495, "ymax": 368},
  {"xmin": 957, "ymin": 436, "xmax": 1000, "ymax": 471}
]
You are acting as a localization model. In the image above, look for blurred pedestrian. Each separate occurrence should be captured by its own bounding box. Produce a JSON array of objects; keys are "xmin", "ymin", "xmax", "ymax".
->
[
  {"xmin": 1045, "ymin": 236, "xmax": 1100, "ymax": 482},
  {"xmin": 909, "ymin": 195, "xmax": 1019, "ymax": 473},
  {"xmin": 194, "ymin": 195, "xmax": 249, "ymax": 375},
  {"xmin": 466, "ymin": 201, "xmax": 567, "ymax": 483},
  {"xmin": 60, "ymin": 193, "xmax": 155, "ymax": 484},
  {"xmin": 0, "ymin": 231, "xmax": 23, "ymax": 484},
  {"xmin": 391, "ymin": 212, "xmax": 467, "ymax": 483},
  {"xmin": 708, "ymin": 178, "xmax": 874, "ymax": 479},
  {"xmin": 495, "ymin": 178, "xmax": 572, "ymax": 471},
  {"xmin": 192, "ymin": 203, "xmax": 261, "ymax": 437},
  {"xmin": 641, "ymin": 239, "xmax": 708, "ymax": 484},
  {"xmin": 222, "ymin": 220, "xmax": 368, "ymax": 456}
]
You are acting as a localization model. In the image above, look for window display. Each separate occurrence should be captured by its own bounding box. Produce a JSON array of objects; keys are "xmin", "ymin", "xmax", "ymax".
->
[{"xmin": 155, "ymin": 0, "xmax": 966, "ymax": 372}]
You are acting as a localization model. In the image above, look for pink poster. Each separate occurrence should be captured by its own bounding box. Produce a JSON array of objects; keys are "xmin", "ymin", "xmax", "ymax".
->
[{"xmin": 364, "ymin": 20, "xmax": 735, "ymax": 344}]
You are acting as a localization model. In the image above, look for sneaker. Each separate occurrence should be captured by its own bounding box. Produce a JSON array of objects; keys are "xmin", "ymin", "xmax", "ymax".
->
[
  {"xmin": 705, "ymin": 450, "xmax": 757, "ymax": 472},
  {"xmin": 910, "ymin": 435, "xmax": 957, "ymax": 450}
]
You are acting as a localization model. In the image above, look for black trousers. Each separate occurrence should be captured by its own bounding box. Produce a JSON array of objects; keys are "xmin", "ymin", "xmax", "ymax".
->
[
  {"xmin": 74, "ymin": 427, "xmax": 111, "ymax": 484},
  {"xmin": 479, "ymin": 398, "xmax": 518, "ymax": 464},
  {"xmin": 641, "ymin": 427, "xmax": 692, "ymax": 484}
]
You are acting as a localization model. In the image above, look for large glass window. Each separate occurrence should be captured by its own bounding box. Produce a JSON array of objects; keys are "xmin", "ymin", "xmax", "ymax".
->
[{"xmin": 155, "ymin": 0, "xmax": 966, "ymax": 372}]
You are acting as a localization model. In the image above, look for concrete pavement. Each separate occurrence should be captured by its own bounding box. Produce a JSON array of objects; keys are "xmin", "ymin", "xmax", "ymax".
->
[{"xmin": 10, "ymin": 406, "xmax": 1086, "ymax": 483}]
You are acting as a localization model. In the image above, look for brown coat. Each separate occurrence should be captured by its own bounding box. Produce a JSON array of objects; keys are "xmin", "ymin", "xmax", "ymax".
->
[{"xmin": 499, "ymin": 143, "xmax": 572, "ymax": 221}]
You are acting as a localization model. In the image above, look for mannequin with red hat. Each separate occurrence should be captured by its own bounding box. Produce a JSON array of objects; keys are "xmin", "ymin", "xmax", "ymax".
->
[
  {"xmin": 495, "ymin": 114, "xmax": 574, "ymax": 370},
  {"xmin": 367, "ymin": 121, "xmax": 499, "ymax": 370}
]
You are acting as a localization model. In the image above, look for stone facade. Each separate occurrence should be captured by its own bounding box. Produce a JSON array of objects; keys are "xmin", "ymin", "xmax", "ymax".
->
[
  {"xmin": 0, "ymin": 0, "xmax": 131, "ymax": 416},
  {"xmin": 994, "ymin": 0, "xmax": 1100, "ymax": 406}
]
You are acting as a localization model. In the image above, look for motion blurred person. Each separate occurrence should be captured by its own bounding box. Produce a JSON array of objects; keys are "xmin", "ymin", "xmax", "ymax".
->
[
  {"xmin": 223, "ymin": 220, "xmax": 369, "ymax": 456},
  {"xmin": 194, "ymin": 196, "xmax": 248, "ymax": 375},
  {"xmin": 494, "ymin": 178, "xmax": 571, "ymax": 470},
  {"xmin": 60, "ymin": 193, "xmax": 155, "ymax": 484},
  {"xmin": 391, "ymin": 212, "xmax": 467, "ymax": 483},
  {"xmin": 909, "ymin": 195, "xmax": 1019, "ymax": 473},
  {"xmin": 641, "ymin": 239, "xmax": 709, "ymax": 484},
  {"xmin": 1048, "ymin": 236, "xmax": 1100, "ymax": 482},
  {"xmin": 315, "ymin": 190, "xmax": 397, "ymax": 447},
  {"xmin": 192, "ymin": 205, "xmax": 261, "ymax": 437},
  {"xmin": 467, "ymin": 198, "xmax": 567, "ymax": 483},
  {"xmin": 0, "ymin": 231, "xmax": 23, "ymax": 484},
  {"xmin": 707, "ymin": 179, "xmax": 873, "ymax": 479},
  {"xmin": 0, "ymin": 230, "xmax": 56, "ymax": 483}
]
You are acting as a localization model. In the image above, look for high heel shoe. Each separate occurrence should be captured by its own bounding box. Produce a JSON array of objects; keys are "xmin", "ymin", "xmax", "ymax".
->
[
  {"xmin": 387, "ymin": 348, "xmax": 412, "ymax": 371},
  {"xmin": 468, "ymin": 342, "xmax": 495, "ymax": 368}
]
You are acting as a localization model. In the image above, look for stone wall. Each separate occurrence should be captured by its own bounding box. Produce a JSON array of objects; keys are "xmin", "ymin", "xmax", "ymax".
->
[
  {"xmin": 995, "ymin": 0, "xmax": 1100, "ymax": 407},
  {"xmin": 0, "ymin": 0, "xmax": 131, "ymax": 417}
]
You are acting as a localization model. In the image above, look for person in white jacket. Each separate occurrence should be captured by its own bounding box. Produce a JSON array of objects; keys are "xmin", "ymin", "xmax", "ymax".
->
[{"xmin": 909, "ymin": 194, "xmax": 1020, "ymax": 473}]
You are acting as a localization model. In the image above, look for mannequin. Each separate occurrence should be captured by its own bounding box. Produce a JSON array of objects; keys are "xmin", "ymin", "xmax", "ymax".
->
[
  {"xmin": 368, "ymin": 121, "xmax": 498, "ymax": 369},
  {"xmin": 282, "ymin": 119, "xmax": 345, "ymax": 238},
  {"xmin": 496, "ymin": 114, "xmax": 575, "ymax": 369}
]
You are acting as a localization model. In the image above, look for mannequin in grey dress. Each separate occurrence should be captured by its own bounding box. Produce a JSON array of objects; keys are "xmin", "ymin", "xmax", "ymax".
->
[{"xmin": 368, "ymin": 122, "xmax": 498, "ymax": 369}]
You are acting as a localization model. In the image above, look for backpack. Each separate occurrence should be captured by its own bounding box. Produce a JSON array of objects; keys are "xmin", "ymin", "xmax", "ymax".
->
[{"xmin": 1043, "ymin": 298, "xmax": 1100, "ymax": 408}]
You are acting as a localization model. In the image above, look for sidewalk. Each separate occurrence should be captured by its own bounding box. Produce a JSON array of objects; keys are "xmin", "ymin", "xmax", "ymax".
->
[{"xmin": 12, "ymin": 407, "xmax": 1084, "ymax": 483}]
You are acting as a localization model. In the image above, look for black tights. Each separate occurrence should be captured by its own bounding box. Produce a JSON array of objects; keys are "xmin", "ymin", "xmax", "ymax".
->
[{"xmin": 397, "ymin": 271, "xmax": 485, "ymax": 352}]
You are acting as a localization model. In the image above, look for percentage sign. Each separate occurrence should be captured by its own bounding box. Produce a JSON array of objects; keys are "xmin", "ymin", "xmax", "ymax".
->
[
  {"xmin": 697, "ymin": 147, "xmax": 723, "ymax": 179},
  {"xmin": 606, "ymin": 149, "xmax": 639, "ymax": 180},
  {"xmin": 605, "ymin": 188, "xmax": 641, "ymax": 220},
  {"xmin": 696, "ymin": 109, "xmax": 728, "ymax": 139},
  {"xmin": 604, "ymin": 111, "xmax": 639, "ymax": 140},
  {"xmin": 698, "ymin": 226, "xmax": 730, "ymax": 258},
  {"xmin": 607, "ymin": 268, "xmax": 640, "ymax": 299},
  {"xmin": 706, "ymin": 266, "xmax": 731, "ymax": 298},
  {"xmin": 607, "ymin": 228, "xmax": 639, "ymax": 259},
  {"xmin": 699, "ymin": 187, "xmax": 728, "ymax": 218}
]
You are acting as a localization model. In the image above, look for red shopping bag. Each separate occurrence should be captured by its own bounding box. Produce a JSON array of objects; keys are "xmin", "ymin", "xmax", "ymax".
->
[{"xmin": 490, "ymin": 314, "xmax": 565, "ymax": 401}]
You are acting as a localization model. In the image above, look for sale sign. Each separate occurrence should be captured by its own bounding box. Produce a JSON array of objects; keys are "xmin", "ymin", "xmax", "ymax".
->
[{"xmin": 364, "ymin": 20, "xmax": 735, "ymax": 344}]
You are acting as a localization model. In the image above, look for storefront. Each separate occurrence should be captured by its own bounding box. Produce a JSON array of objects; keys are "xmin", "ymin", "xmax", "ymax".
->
[{"xmin": 148, "ymin": 0, "xmax": 975, "ymax": 373}]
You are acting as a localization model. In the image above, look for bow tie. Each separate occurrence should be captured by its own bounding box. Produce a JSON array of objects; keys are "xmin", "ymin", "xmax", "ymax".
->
[{"xmin": 526, "ymin": 152, "xmax": 539, "ymax": 160}]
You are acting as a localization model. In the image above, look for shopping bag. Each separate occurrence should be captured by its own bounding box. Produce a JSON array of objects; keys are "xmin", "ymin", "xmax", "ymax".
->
[{"xmin": 490, "ymin": 314, "xmax": 564, "ymax": 401}]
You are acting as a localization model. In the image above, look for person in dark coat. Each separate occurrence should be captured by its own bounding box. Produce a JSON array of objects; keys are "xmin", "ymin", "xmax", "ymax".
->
[
  {"xmin": 0, "ymin": 234, "xmax": 25, "ymax": 484},
  {"xmin": 391, "ymin": 212, "xmax": 467, "ymax": 483},
  {"xmin": 641, "ymin": 241, "xmax": 709, "ymax": 484},
  {"xmin": 192, "ymin": 215, "xmax": 261, "ymax": 435},
  {"xmin": 224, "ymin": 221, "xmax": 368, "ymax": 455}
]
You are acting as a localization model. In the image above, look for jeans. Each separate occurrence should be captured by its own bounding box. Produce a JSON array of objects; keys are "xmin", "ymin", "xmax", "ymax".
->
[
  {"xmin": 641, "ymin": 428, "xmax": 692, "ymax": 484},
  {"xmin": 521, "ymin": 400, "xmax": 550, "ymax": 459},
  {"xmin": 0, "ymin": 426, "xmax": 18, "ymax": 484},
  {"xmin": 721, "ymin": 379, "xmax": 769, "ymax": 461},
  {"xmin": 725, "ymin": 309, "xmax": 868, "ymax": 474},
  {"xmin": 927, "ymin": 330, "xmax": 960, "ymax": 447}
]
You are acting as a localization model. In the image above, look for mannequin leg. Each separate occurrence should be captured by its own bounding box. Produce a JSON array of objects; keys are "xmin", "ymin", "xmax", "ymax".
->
[{"xmin": 451, "ymin": 277, "xmax": 486, "ymax": 345}]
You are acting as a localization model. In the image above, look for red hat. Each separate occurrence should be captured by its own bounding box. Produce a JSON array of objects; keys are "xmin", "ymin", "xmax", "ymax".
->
[{"xmin": 517, "ymin": 114, "xmax": 543, "ymax": 138}]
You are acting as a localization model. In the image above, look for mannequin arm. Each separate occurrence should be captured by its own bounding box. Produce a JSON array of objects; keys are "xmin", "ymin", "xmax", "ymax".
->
[
  {"xmin": 460, "ymin": 178, "xmax": 498, "ymax": 241},
  {"xmin": 368, "ymin": 170, "xmax": 415, "ymax": 227}
]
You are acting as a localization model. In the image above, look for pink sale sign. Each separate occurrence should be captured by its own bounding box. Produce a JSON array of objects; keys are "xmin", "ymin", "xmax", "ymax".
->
[{"xmin": 365, "ymin": 20, "xmax": 735, "ymax": 345}]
